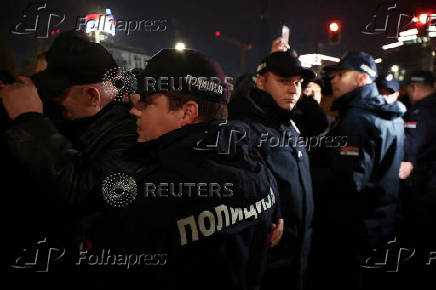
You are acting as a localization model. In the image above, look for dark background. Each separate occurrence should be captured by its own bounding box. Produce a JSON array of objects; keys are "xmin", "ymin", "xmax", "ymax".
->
[{"xmin": 1, "ymin": 0, "xmax": 434, "ymax": 77}]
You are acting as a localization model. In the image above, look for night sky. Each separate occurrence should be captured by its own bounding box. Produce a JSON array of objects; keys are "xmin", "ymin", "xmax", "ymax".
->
[{"xmin": 1, "ymin": 0, "xmax": 434, "ymax": 77}]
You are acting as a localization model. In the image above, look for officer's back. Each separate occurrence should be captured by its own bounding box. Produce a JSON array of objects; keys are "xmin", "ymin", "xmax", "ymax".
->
[{"xmin": 85, "ymin": 49, "xmax": 279, "ymax": 290}]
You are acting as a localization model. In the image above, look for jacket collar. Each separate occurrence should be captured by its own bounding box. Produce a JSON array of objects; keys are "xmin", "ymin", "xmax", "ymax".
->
[
  {"xmin": 231, "ymin": 88, "xmax": 294, "ymax": 127},
  {"xmin": 331, "ymin": 83, "xmax": 379, "ymax": 112},
  {"xmin": 127, "ymin": 121, "xmax": 218, "ymax": 162}
]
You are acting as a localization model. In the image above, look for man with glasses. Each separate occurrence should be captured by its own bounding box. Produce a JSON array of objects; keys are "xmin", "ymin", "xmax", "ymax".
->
[{"xmin": 229, "ymin": 50, "xmax": 316, "ymax": 290}]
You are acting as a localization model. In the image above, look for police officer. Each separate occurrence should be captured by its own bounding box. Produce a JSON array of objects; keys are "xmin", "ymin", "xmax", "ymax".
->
[
  {"xmin": 228, "ymin": 50, "xmax": 315, "ymax": 290},
  {"xmin": 85, "ymin": 49, "xmax": 280, "ymax": 290},
  {"xmin": 402, "ymin": 71, "xmax": 436, "ymax": 277},
  {"xmin": 309, "ymin": 51, "xmax": 406, "ymax": 290},
  {"xmin": 401, "ymin": 71, "xmax": 436, "ymax": 183}
]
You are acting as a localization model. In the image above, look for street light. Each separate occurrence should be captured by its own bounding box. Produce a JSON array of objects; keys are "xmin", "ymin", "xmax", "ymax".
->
[
  {"xmin": 391, "ymin": 65, "xmax": 399, "ymax": 72},
  {"xmin": 175, "ymin": 42, "xmax": 186, "ymax": 51}
]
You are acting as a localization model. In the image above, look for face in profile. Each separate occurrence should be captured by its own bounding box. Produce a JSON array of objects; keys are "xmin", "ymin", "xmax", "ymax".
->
[
  {"xmin": 330, "ymin": 70, "xmax": 361, "ymax": 99},
  {"xmin": 129, "ymin": 93, "xmax": 187, "ymax": 143},
  {"xmin": 257, "ymin": 72, "xmax": 303, "ymax": 111},
  {"xmin": 53, "ymin": 85, "xmax": 102, "ymax": 120}
]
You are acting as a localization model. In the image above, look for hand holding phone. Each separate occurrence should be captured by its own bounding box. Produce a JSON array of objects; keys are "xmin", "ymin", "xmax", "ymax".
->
[
  {"xmin": 271, "ymin": 26, "xmax": 291, "ymax": 53},
  {"xmin": 282, "ymin": 25, "xmax": 290, "ymax": 46}
]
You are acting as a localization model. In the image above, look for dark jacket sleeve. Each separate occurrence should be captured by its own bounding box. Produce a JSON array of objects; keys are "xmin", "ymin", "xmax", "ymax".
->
[
  {"xmin": 292, "ymin": 95, "xmax": 329, "ymax": 137},
  {"xmin": 311, "ymin": 113, "xmax": 376, "ymax": 212},
  {"xmin": 403, "ymin": 119, "xmax": 420, "ymax": 165},
  {"xmin": 2, "ymin": 112, "xmax": 137, "ymax": 214}
]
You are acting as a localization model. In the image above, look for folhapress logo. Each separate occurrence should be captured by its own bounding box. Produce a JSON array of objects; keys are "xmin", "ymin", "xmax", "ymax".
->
[
  {"xmin": 10, "ymin": 2, "xmax": 65, "ymax": 38},
  {"xmin": 11, "ymin": 238, "xmax": 65, "ymax": 272}
]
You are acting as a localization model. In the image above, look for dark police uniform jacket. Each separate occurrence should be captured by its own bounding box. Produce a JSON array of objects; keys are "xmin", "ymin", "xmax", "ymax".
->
[
  {"xmin": 228, "ymin": 88, "xmax": 314, "ymax": 287},
  {"xmin": 84, "ymin": 120, "xmax": 279, "ymax": 290},
  {"xmin": 403, "ymin": 93, "xmax": 436, "ymax": 249},
  {"xmin": 404, "ymin": 92, "xmax": 436, "ymax": 196},
  {"xmin": 311, "ymin": 83, "xmax": 406, "ymax": 258}
]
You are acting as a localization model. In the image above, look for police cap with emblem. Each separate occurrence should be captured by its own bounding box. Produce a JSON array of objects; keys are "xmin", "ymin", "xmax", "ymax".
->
[
  {"xmin": 406, "ymin": 70, "xmax": 435, "ymax": 87},
  {"xmin": 137, "ymin": 49, "xmax": 228, "ymax": 104},
  {"xmin": 324, "ymin": 51, "xmax": 378, "ymax": 81},
  {"xmin": 256, "ymin": 51, "xmax": 316, "ymax": 79}
]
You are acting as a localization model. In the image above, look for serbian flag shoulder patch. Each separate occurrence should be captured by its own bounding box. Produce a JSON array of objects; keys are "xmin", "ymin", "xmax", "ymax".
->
[
  {"xmin": 340, "ymin": 146, "xmax": 360, "ymax": 156},
  {"xmin": 405, "ymin": 121, "xmax": 417, "ymax": 129}
]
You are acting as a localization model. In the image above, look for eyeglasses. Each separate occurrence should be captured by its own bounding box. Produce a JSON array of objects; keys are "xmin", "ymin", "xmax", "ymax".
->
[{"xmin": 278, "ymin": 79, "xmax": 303, "ymax": 87}]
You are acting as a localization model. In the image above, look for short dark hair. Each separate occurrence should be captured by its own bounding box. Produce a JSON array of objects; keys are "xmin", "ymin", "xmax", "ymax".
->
[{"xmin": 164, "ymin": 91, "xmax": 227, "ymax": 121}]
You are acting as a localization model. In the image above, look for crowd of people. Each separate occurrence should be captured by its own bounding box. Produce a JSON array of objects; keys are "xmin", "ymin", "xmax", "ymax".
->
[{"xmin": 0, "ymin": 30, "xmax": 435, "ymax": 289}]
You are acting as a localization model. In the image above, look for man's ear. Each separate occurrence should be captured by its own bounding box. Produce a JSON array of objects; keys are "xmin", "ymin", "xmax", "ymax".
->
[
  {"xmin": 358, "ymin": 73, "xmax": 371, "ymax": 86},
  {"xmin": 256, "ymin": 74, "xmax": 266, "ymax": 90},
  {"xmin": 180, "ymin": 100, "xmax": 199, "ymax": 126},
  {"xmin": 85, "ymin": 86, "xmax": 101, "ymax": 107}
]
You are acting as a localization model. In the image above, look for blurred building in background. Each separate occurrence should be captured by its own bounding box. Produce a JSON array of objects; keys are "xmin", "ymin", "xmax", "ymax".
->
[
  {"xmin": 84, "ymin": 8, "xmax": 149, "ymax": 69},
  {"xmin": 379, "ymin": 13, "xmax": 436, "ymax": 83}
]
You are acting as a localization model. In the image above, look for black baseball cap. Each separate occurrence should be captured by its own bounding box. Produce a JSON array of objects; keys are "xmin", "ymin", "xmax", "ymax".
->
[
  {"xmin": 376, "ymin": 74, "xmax": 399, "ymax": 93},
  {"xmin": 256, "ymin": 51, "xmax": 316, "ymax": 79},
  {"xmin": 137, "ymin": 48, "xmax": 228, "ymax": 104},
  {"xmin": 324, "ymin": 51, "xmax": 378, "ymax": 81},
  {"xmin": 32, "ymin": 31, "xmax": 118, "ymax": 101},
  {"xmin": 406, "ymin": 70, "xmax": 435, "ymax": 86}
]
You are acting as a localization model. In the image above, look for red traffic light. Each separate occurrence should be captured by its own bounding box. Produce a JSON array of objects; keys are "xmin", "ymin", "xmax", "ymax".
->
[
  {"xmin": 329, "ymin": 22, "xmax": 340, "ymax": 32},
  {"xmin": 215, "ymin": 31, "xmax": 221, "ymax": 37},
  {"xmin": 328, "ymin": 21, "xmax": 341, "ymax": 45},
  {"xmin": 418, "ymin": 13, "xmax": 428, "ymax": 25}
]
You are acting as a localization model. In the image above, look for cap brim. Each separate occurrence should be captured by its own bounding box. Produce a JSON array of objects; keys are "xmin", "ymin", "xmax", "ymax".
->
[
  {"xmin": 32, "ymin": 70, "xmax": 72, "ymax": 101},
  {"xmin": 272, "ymin": 68, "xmax": 316, "ymax": 80},
  {"xmin": 323, "ymin": 63, "xmax": 356, "ymax": 72}
]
